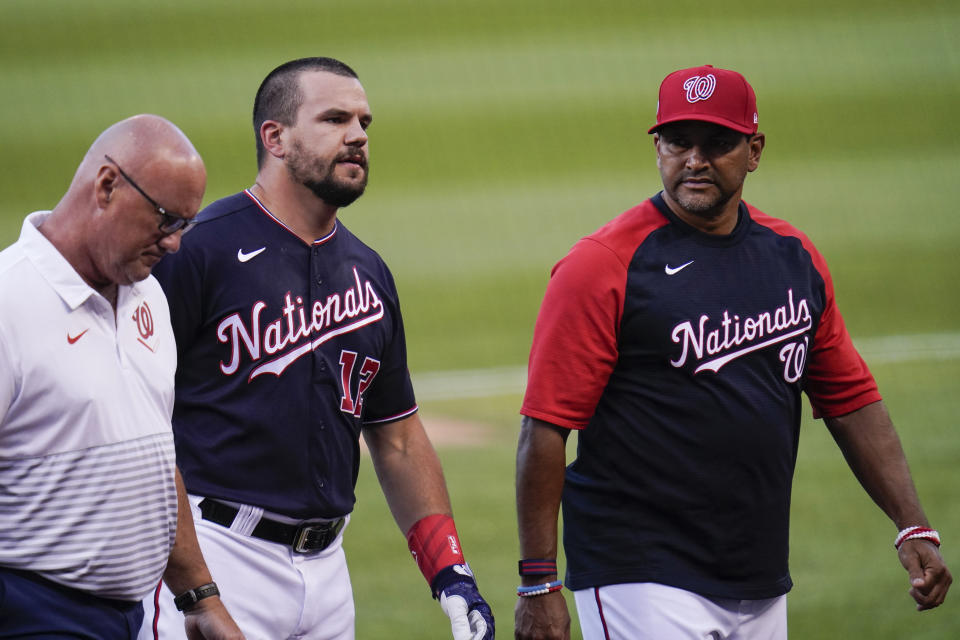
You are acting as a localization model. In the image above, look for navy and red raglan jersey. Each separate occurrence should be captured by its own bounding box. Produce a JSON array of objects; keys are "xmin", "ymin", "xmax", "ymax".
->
[
  {"xmin": 153, "ymin": 190, "xmax": 417, "ymax": 520},
  {"xmin": 521, "ymin": 193, "xmax": 881, "ymax": 599}
]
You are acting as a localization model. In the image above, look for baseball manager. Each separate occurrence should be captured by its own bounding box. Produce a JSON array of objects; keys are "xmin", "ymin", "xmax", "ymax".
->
[{"xmin": 514, "ymin": 65, "xmax": 951, "ymax": 639}]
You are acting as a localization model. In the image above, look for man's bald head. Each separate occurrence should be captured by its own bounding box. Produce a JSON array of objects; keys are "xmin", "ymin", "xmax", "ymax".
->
[
  {"xmin": 42, "ymin": 115, "xmax": 207, "ymax": 297},
  {"xmin": 82, "ymin": 114, "xmax": 205, "ymax": 193}
]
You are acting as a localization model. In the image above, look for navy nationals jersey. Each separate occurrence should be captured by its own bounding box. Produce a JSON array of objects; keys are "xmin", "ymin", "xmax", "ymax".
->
[
  {"xmin": 521, "ymin": 193, "xmax": 880, "ymax": 599},
  {"xmin": 154, "ymin": 190, "xmax": 417, "ymax": 519}
]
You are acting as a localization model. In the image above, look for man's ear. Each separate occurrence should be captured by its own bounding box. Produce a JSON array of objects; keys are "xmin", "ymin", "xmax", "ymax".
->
[
  {"xmin": 95, "ymin": 163, "xmax": 120, "ymax": 209},
  {"xmin": 260, "ymin": 120, "xmax": 286, "ymax": 160},
  {"xmin": 747, "ymin": 132, "xmax": 766, "ymax": 173}
]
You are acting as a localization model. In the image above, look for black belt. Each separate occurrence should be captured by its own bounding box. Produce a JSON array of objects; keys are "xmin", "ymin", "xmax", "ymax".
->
[{"xmin": 199, "ymin": 498, "xmax": 345, "ymax": 553}]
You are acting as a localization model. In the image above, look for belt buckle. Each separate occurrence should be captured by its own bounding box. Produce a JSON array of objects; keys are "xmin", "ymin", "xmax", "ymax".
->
[{"xmin": 293, "ymin": 518, "xmax": 343, "ymax": 553}]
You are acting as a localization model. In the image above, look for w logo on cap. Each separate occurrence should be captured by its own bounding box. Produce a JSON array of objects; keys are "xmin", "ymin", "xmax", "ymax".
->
[
  {"xmin": 683, "ymin": 74, "xmax": 717, "ymax": 103},
  {"xmin": 649, "ymin": 65, "xmax": 758, "ymax": 135}
]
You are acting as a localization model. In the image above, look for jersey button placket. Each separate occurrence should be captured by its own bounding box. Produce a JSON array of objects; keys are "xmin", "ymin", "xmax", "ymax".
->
[
  {"xmin": 310, "ymin": 244, "xmax": 324, "ymax": 292},
  {"xmin": 309, "ymin": 246, "xmax": 328, "ymax": 381}
]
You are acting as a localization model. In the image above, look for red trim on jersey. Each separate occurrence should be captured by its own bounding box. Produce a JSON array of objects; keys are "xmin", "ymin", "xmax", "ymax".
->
[
  {"xmin": 363, "ymin": 404, "xmax": 419, "ymax": 425},
  {"xmin": 521, "ymin": 200, "xmax": 669, "ymax": 429},
  {"xmin": 243, "ymin": 189, "xmax": 338, "ymax": 246},
  {"xmin": 746, "ymin": 203, "xmax": 881, "ymax": 418}
]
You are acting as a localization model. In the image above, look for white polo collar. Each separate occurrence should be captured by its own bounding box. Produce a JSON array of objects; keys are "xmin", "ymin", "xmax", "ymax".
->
[{"xmin": 21, "ymin": 210, "xmax": 143, "ymax": 311}]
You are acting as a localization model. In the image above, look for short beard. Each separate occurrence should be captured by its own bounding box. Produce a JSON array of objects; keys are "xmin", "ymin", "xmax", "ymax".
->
[
  {"xmin": 287, "ymin": 142, "xmax": 368, "ymax": 208},
  {"xmin": 302, "ymin": 175, "xmax": 366, "ymax": 208}
]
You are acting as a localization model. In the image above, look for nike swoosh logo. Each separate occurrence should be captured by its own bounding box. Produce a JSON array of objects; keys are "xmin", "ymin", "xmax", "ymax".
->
[
  {"xmin": 67, "ymin": 329, "xmax": 89, "ymax": 344},
  {"xmin": 664, "ymin": 260, "xmax": 694, "ymax": 275},
  {"xmin": 237, "ymin": 247, "xmax": 266, "ymax": 262}
]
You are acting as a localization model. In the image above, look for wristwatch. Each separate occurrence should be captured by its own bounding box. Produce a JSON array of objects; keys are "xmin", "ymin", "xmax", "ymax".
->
[{"xmin": 173, "ymin": 582, "xmax": 220, "ymax": 611}]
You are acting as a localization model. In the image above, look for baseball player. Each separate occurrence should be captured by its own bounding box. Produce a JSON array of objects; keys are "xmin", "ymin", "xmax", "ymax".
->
[
  {"xmin": 514, "ymin": 65, "xmax": 951, "ymax": 639},
  {"xmin": 0, "ymin": 115, "xmax": 242, "ymax": 639},
  {"xmin": 138, "ymin": 58, "xmax": 493, "ymax": 640}
]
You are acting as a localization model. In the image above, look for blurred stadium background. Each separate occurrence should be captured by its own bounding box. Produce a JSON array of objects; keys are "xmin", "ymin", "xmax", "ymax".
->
[{"xmin": 1, "ymin": 0, "xmax": 957, "ymax": 637}]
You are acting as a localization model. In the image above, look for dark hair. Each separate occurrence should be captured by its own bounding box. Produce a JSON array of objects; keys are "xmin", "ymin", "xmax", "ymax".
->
[{"xmin": 253, "ymin": 57, "xmax": 359, "ymax": 168}]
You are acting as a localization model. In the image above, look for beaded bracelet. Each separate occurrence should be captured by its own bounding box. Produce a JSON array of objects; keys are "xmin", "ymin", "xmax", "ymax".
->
[
  {"xmin": 517, "ymin": 580, "xmax": 563, "ymax": 597},
  {"xmin": 518, "ymin": 558, "xmax": 558, "ymax": 576},
  {"xmin": 895, "ymin": 526, "xmax": 941, "ymax": 550}
]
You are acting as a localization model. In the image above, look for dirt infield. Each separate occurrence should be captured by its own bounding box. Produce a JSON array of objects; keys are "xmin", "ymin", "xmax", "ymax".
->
[
  {"xmin": 360, "ymin": 415, "xmax": 494, "ymax": 454},
  {"xmin": 421, "ymin": 415, "xmax": 494, "ymax": 447}
]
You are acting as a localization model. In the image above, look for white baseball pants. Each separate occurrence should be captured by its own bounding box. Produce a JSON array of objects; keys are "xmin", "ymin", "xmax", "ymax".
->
[
  {"xmin": 139, "ymin": 495, "xmax": 354, "ymax": 640},
  {"xmin": 574, "ymin": 582, "xmax": 787, "ymax": 640}
]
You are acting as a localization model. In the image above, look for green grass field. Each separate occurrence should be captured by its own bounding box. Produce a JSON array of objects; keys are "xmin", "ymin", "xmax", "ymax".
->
[{"xmin": 2, "ymin": 0, "xmax": 958, "ymax": 637}]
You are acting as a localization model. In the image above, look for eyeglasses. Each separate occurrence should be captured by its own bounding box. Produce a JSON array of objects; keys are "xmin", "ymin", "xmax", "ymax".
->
[{"xmin": 104, "ymin": 155, "xmax": 194, "ymax": 235}]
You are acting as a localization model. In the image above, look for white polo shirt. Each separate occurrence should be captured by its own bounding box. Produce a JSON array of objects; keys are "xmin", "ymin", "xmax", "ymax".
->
[{"xmin": 0, "ymin": 211, "xmax": 179, "ymax": 601}]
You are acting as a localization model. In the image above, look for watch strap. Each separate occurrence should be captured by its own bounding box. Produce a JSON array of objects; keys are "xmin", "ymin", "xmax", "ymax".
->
[{"xmin": 173, "ymin": 582, "xmax": 220, "ymax": 611}]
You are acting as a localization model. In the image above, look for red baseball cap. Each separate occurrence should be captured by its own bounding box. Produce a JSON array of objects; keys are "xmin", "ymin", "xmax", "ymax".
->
[{"xmin": 648, "ymin": 65, "xmax": 758, "ymax": 134}]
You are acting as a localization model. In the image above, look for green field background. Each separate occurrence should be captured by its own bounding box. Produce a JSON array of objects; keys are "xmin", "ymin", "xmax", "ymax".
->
[{"xmin": 2, "ymin": 0, "xmax": 958, "ymax": 637}]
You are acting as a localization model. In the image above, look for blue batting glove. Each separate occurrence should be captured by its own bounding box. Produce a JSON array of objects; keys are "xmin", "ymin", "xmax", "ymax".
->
[{"xmin": 431, "ymin": 564, "xmax": 495, "ymax": 640}]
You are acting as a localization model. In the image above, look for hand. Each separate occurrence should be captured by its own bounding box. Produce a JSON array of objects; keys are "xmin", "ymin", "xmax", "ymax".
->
[
  {"xmin": 898, "ymin": 539, "xmax": 952, "ymax": 611},
  {"xmin": 183, "ymin": 597, "xmax": 246, "ymax": 640},
  {"xmin": 514, "ymin": 590, "xmax": 570, "ymax": 640},
  {"xmin": 432, "ymin": 564, "xmax": 495, "ymax": 640}
]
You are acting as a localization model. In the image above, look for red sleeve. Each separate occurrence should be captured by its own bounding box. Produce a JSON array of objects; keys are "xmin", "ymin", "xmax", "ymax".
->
[
  {"xmin": 796, "ymin": 234, "xmax": 882, "ymax": 418},
  {"xmin": 521, "ymin": 238, "xmax": 627, "ymax": 430}
]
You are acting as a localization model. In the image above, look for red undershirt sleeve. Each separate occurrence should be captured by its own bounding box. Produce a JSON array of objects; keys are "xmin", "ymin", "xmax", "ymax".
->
[
  {"xmin": 521, "ymin": 238, "xmax": 627, "ymax": 430},
  {"xmin": 800, "ymin": 238, "xmax": 881, "ymax": 418}
]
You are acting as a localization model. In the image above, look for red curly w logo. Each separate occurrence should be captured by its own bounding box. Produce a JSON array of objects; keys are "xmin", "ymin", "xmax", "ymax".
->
[{"xmin": 133, "ymin": 301, "xmax": 157, "ymax": 352}]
